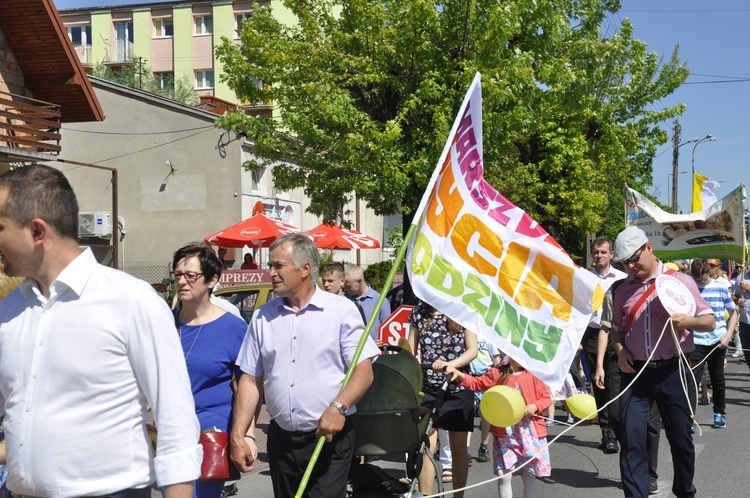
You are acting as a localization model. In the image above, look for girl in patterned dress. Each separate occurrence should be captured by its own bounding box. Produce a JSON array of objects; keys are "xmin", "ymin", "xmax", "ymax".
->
[{"xmin": 446, "ymin": 356, "xmax": 551, "ymax": 498}]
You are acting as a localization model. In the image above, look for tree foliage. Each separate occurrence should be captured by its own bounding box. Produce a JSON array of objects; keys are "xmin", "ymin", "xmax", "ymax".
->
[
  {"xmin": 215, "ymin": 0, "xmax": 688, "ymax": 254},
  {"xmin": 92, "ymin": 62, "xmax": 198, "ymax": 106}
]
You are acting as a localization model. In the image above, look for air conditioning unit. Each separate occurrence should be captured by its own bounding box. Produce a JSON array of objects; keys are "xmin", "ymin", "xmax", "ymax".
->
[{"xmin": 78, "ymin": 211, "xmax": 113, "ymax": 238}]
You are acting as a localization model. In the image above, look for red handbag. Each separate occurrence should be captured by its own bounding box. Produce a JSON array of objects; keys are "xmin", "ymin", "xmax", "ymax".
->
[{"xmin": 199, "ymin": 430, "xmax": 241, "ymax": 481}]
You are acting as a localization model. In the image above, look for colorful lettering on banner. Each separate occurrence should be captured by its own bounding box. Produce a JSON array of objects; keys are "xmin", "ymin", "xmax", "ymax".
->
[{"xmin": 406, "ymin": 73, "xmax": 602, "ymax": 388}]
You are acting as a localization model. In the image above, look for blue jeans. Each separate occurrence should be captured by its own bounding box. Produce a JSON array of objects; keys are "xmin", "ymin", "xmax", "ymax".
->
[{"xmin": 619, "ymin": 362, "xmax": 695, "ymax": 498}]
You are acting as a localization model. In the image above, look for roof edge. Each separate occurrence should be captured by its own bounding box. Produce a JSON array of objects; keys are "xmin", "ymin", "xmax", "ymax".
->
[{"xmin": 46, "ymin": 0, "xmax": 105, "ymax": 122}]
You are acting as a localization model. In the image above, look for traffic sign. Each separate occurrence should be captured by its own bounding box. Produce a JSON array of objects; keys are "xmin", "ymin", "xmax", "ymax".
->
[{"xmin": 378, "ymin": 305, "xmax": 414, "ymax": 347}]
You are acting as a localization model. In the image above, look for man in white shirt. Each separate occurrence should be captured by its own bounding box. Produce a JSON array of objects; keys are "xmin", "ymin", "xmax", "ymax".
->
[
  {"xmin": 582, "ymin": 237, "xmax": 626, "ymax": 454},
  {"xmin": 0, "ymin": 165, "xmax": 201, "ymax": 498},
  {"xmin": 230, "ymin": 234, "xmax": 378, "ymax": 497}
]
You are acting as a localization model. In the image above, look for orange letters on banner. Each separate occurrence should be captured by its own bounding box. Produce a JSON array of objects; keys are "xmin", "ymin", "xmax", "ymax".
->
[
  {"xmin": 514, "ymin": 249, "xmax": 574, "ymax": 321},
  {"xmin": 451, "ymin": 213, "xmax": 503, "ymax": 276},
  {"xmin": 426, "ymin": 153, "xmax": 463, "ymax": 237},
  {"xmin": 498, "ymin": 242, "xmax": 530, "ymax": 299}
]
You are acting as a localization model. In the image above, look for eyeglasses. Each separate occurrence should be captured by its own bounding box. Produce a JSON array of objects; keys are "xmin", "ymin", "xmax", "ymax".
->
[
  {"xmin": 170, "ymin": 271, "xmax": 204, "ymax": 283},
  {"xmin": 622, "ymin": 244, "xmax": 647, "ymax": 266}
]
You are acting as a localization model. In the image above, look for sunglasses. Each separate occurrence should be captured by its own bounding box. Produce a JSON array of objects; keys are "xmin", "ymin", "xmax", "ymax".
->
[
  {"xmin": 622, "ymin": 244, "xmax": 647, "ymax": 266},
  {"xmin": 170, "ymin": 271, "xmax": 204, "ymax": 283}
]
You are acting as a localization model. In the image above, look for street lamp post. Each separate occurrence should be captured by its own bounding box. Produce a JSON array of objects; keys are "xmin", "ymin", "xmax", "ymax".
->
[
  {"xmin": 691, "ymin": 134, "xmax": 717, "ymax": 205},
  {"xmin": 668, "ymin": 170, "xmax": 688, "ymax": 209},
  {"xmin": 672, "ymin": 136, "xmax": 698, "ymax": 214}
]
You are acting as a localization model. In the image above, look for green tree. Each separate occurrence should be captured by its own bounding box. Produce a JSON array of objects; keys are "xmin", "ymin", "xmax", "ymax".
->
[
  {"xmin": 92, "ymin": 62, "xmax": 198, "ymax": 106},
  {"xmin": 215, "ymin": 0, "xmax": 688, "ymax": 255}
]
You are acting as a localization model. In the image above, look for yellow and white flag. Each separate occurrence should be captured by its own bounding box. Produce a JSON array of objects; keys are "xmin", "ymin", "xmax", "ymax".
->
[
  {"xmin": 406, "ymin": 73, "xmax": 603, "ymax": 389},
  {"xmin": 692, "ymin": 172, "xmax": 722, "ymax": 212}
]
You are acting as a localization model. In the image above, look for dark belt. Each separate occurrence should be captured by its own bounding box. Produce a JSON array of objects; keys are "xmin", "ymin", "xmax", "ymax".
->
[
  {"xmin": 13, "ymin": 489, "xmax": 149, "ymax": 498},
  {"xmin": 271, "ymin": 419, "xmax": 319, "ymax": 444},
  {"xmin": 632, "ymin": 356, "xmax": 680, "ymax": 369}
]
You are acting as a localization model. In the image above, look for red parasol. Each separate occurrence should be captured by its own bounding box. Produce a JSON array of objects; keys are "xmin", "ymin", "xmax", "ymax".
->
[
  {"xmin": 305, "ymin": 223, "xmax": 381, "ymax": 250},
  {"xmin": 205, "ymin": 213, "xmax": 299, "ymax": 248}
]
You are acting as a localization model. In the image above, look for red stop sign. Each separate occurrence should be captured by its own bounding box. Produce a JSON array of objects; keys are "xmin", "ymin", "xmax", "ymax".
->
[{"xmin": 378, "ymin": 305, "xmax": 414, "ymax": 347}]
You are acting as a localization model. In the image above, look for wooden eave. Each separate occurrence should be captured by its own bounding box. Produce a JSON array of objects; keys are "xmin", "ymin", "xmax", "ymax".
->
[{"xmin": 0, "ymin": 0, "xmax": 104, "ymax": 123}]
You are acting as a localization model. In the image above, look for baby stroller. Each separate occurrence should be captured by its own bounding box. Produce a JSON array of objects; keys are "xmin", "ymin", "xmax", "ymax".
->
[{"xmin": 350, "ymin": 346, "xmax": 445, "ymax": 497}]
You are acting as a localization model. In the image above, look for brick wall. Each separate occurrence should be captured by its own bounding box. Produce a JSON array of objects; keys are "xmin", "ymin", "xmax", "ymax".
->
[{"xmin": 0, "ymin": 27, "xmax": 32, "ymax": 98}]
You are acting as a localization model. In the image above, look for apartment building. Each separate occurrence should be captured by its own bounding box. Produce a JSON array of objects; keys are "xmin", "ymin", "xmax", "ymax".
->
[{"xmin": 58, "ymin": 0, "xmax": 291, "ymax": 106}]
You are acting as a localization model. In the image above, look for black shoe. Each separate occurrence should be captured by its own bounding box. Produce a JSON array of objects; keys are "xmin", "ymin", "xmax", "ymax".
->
[
  {"xmin": 476, "ymin": 443, "xmax": 490, "ymax": 462},
  {"xmin": 597, "ymin": 436, "xmax": 608, "ymax": 450},
  {"xmin": 603, "ymin": 439, "xmax": 619, "ymax": 454},
  {"xmin": 221, "ymin": 483, "xmax": 238, "ymax": 498},
  {"xmin": 649, "ymin": 477, "xmax": 659, "ymax": 494}
]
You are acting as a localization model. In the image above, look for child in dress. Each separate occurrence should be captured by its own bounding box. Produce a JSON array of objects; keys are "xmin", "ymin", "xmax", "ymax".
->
[{"xmin": 446, "ymin": 356, "xmax": 551, "ymax": 498}]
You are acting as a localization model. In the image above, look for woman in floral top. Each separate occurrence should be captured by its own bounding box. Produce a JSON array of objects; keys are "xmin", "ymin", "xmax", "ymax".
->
[{"xmin": 408, "ymin": 302, "xmax": 477, "ymax": 497}]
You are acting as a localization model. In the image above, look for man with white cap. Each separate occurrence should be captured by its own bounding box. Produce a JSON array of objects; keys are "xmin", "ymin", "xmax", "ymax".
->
[{"xmin": 610, "ymin": 226, "xmax": 714, "ymax": 498}]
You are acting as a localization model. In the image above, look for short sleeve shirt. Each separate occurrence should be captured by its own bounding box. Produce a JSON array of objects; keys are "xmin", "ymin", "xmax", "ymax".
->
[
  {"xmin": 409, "ymin": 303, "xmax": 467, "ymax": 393},
  {"xmin": 612, "ymin": 262, "xmax": 713, "ymax": 361}
]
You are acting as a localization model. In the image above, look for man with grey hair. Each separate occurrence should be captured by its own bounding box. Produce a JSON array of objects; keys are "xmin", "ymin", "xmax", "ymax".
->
[{"xmin": 230, "ymin": 233, "xmax": 379, "ymax": 497}]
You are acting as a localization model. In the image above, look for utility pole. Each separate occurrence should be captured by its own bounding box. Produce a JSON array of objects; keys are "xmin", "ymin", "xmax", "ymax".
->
[
  {"xmin": 671, "ymin": 119, "xmax": 680, "ymax": 214},
  {"xmin": 134, "ymin": 56, "xmax": 147, "ymax": 90}
]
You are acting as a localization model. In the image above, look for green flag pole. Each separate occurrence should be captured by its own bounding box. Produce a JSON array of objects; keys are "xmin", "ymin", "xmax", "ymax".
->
[{"xmin": 294, "ymin": 222, "xmax": 418, "ymax": 498}]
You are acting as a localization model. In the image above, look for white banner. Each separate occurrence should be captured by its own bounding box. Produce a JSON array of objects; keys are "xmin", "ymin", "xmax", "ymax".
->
[
  {"xmin": 406, "ymin": 73, "xmax": 603, "ymax": 389},
  {"xmin": 626, "ymin": 184, "xmax": 746, "ymax": 261}
]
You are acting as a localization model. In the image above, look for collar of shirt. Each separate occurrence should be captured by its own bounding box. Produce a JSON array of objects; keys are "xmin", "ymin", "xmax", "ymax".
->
[
  {"xmin": 19, "ymin": 247, "xmax": 96, "ymax": 303},
  {"xmin": 625, "ymin": 260, "xmax": 666, "ymax": 285},
  {"xmin": 590, "ymin": 266, "xmax": 624, "ymax": 280},
  {"xmin": 275, "ymin": 285, "xmax": 327, "ymax": 314}
]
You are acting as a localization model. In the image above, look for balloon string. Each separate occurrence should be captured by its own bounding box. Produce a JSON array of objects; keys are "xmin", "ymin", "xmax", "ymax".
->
[
  {"xmin": 421, "ymin": 317, "xmax": 703, "ymax": 497},
  {"xmin": 535, "ymin": 415, "xmax": 575, "ymax": 427}
]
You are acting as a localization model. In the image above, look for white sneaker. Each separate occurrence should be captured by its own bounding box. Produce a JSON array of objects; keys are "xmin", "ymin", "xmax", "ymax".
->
[{"xmin": 732, "ymin": 349, "xmax": 742, "ymax": 358}]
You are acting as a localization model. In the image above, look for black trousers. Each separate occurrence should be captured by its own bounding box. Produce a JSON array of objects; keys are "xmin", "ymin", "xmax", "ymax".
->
[
  {"xmin": 267, "ymin": 418, "xmax": 354, "ymax": 498},
  {"xmin": 582, "ymin": 326, "xmax": 618, "ymax": 439},
  {"xmin": 689, "ymin": 342, "xmax": 727, "ymax": 414}
]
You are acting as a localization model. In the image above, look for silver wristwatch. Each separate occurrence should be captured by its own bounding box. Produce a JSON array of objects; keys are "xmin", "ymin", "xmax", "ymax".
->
[{"xmin": 330, "ymin": 401, "xmax": 348, "ymax": 416}]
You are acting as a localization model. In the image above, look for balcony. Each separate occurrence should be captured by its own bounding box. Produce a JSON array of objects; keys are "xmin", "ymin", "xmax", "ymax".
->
[
  {"xmin": 73, "ymin": 43, "xmax": 93, "ymax": 66},
  {"xmin": 0, "ymin": 91, "xmax": 61, "ymax": 158},
  {"xmin": 106, "ymin": 40, "xmax": 134, "ymax": 65}
]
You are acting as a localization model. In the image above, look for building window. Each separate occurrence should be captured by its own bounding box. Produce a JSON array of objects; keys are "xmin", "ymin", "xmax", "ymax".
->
[
  {"xmin": 235, "ymin": 13, "xmax": 252, "ymax": 36},
  {"xmin": 251, "ymin": 168, "xmax": 264, "ymax": 192},
  {"xmin": 154, "ymin": 18, "xmax": 173, "ymax": 37},
  {"xmin": 194, "ymin": 15, "xmax": 213, "ymax": 35},
  {"xmin": 155, "ymin": 72, "xmax": 174, "ymax": 91},
  {"xmin": 67, "ymin": 25, "xmax": 92, "ymax": 45},
  {"xmin": 195, "ymin": 70, "xmax": 215, "ymax": 89},
  {"xmin": 114, "ymin": 21, "xmax": 134, "ymax": 62}
]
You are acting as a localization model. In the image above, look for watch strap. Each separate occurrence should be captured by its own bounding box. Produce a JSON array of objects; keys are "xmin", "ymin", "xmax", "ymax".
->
[{"xmin": 330, "ymin": 401, "xmax": 348, "ymax": 415}]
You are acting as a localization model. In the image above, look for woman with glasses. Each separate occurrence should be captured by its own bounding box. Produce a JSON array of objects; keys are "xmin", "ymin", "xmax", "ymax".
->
[{"xmin": 171, "ymin": 243, "xmax": 249, "ymax": 498}]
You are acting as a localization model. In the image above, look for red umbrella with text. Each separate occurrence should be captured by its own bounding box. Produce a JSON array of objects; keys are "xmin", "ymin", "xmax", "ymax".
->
[
  {"xmin": 305, "ymin": 223, "xmax": 381, "ymax": 249},
  {"xmin": 204, "ymin": 213, "xmax": 299, "ymax": 248}
]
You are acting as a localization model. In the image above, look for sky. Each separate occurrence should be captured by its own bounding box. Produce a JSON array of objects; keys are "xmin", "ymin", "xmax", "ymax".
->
[
  {"xmin": 615, "ymin": 1, "xmax": 750, "ymax": 213},
  {"xmin": 52, "ymin": 0, "xmax": 750, "ymax": 213}
]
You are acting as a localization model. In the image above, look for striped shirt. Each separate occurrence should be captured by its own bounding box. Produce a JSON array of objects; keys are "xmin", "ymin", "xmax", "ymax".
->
[{"xmin": 695, "ymin": 279, "xmax": 735, "ymax": 346}]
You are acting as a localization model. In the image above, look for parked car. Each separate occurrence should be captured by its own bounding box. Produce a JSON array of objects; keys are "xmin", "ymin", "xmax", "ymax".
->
[{"xmin": 214, "ymin": 283, "xmax": 275, "ymax": 323}]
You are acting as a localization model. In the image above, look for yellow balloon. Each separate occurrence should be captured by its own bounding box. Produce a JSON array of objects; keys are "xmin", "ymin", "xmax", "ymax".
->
[
  {"xmin": 480, "ymin": 385, "xmax": 525, "ymax": 427},
  {"xmin": 566, "ymin": 393, "xmax": 598, "ymax": 421}
]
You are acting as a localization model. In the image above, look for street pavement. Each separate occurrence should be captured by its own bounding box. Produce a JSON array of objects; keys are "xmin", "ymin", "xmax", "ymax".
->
[{"xmin": 226, "ymin": 357, "xmax": 750, "ymax": 497}]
